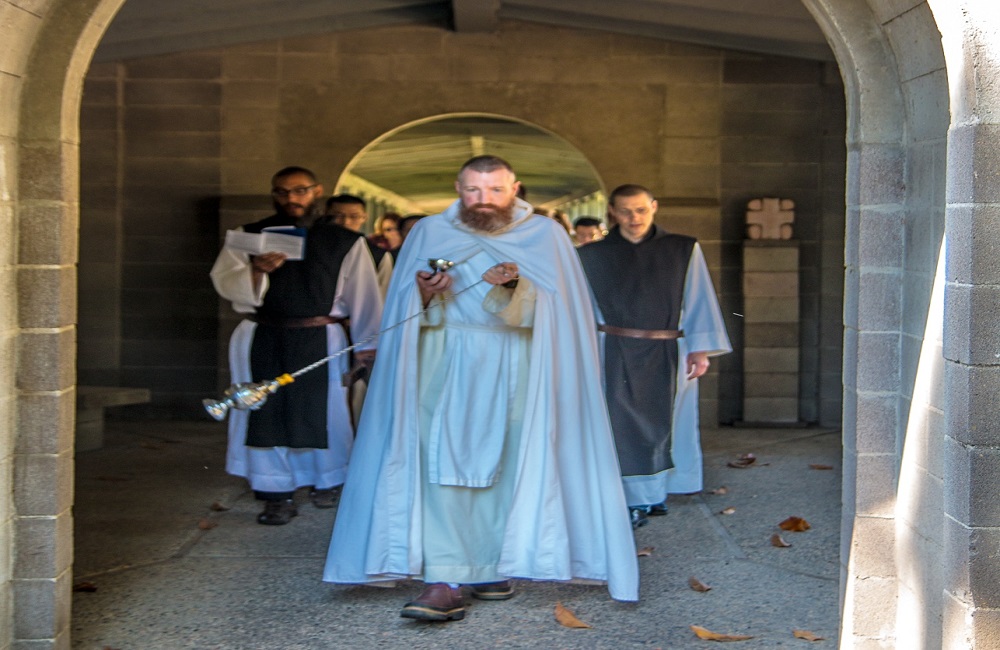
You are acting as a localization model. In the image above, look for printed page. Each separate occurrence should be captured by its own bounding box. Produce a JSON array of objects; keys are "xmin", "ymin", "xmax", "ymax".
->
[{"xmin": 224, "ymin": 228, "xmax": 305, "ymax": 260}]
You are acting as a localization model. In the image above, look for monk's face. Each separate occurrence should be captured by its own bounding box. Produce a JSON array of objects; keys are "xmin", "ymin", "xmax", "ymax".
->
[
  {"xmin": 609, "ymin": 193, "xmax": 657, "ymax": 243},
  {"xmin": 271, "ymin": 172, "xmax": 322, "ymax": 219},
  {"xmin": 455, "ymin": 168, "xmax": 521, "ymax": 232},
  {"xmin": 327, "ymin": 202, "xmax": 367, "ymax": 232},
  {"xmin": 380, "ymin": 218, "xmax": 402, "ymax": 249},
  {"xmin": 574, "ymin": 225, "xmax": 603, "ymax": 245}
]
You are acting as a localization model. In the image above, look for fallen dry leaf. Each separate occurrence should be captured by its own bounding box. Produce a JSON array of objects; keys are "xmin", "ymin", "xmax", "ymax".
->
[
  {"xmin": 793, "ymin": 629, "xmax": 825, "ymax": 641},
  {"xmin": 770, "ymin": 533, "xmax": 792, "ymax": 548},
  {"xmin": 690, "ymin": 625, "xmax": 753, "ymax": 641},
  {"xmin": 727, "ymin": 453, "xmax": 757, "ymax": 469},
  {"xmin": 209, "ymin": 501, "xmax": 231, "ymax": 512},
  {"xmin": 688, "ymin": 576, "xmax": 712, "ymax": 592},
  {"xmin": 554, "ymin": 602, "xmax": 592, "ymax": 628},
  {"xmin": 73, "ymin": 581, "xmax": 98, "ymax": 593},
  {"xmin": 197, "ymin": 518, "xmax": 218, "ymax": 530},
  {"xmin": 708, "ymin": 486, "xmax": 729, "ymax": 495},
  {"xmin": 809, "ymin": 464, "xmax": 834, "ymax": 470},
  {"xmin": 720, "ymin": 506, "xmax": 736, "ymax": 515},
  {"xmin": 637, "ymin": 546, "xmax": 655, "ymax": 557},
  {"xmin": 778, "ymin": 516, "xmax": 812, "ymax": 532}
]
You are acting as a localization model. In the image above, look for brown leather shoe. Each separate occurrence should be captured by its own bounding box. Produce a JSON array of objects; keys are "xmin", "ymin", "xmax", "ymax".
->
[
  {"xmin": 470, "ymin": 580, "xmax": 515, "ymax": 601},
  {"xmin": 400, "ymin": 583, "xmax": 465, "ymax": 621},
  {"xmin": 257, "ymin": 499, "xmax": 297, "ymax": 525}
]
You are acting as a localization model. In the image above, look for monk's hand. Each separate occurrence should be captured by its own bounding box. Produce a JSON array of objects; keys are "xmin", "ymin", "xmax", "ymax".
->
[
  {"xmin": 251, "ymin": 251, "xmax": 287, "ymax": 274},
  {"xmin": 482, "ymin": 262, "xmax": 519, "ymax": 286},
  {"xmin": 416, "ymin": 269, "xmax": 453, "ymax": 306},
  {"xmin": 686, "ymin": 352, "xmax": 710, "ymax": 380}
]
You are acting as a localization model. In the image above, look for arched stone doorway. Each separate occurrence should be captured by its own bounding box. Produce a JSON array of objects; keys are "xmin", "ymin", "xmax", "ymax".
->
[
  {"xmin": 6, "ymin": 1, "xmax": 994, "ymax": 647},
  {"xmin": 800, "ymin": 0, "xmax": 955, "ymax": 645}
]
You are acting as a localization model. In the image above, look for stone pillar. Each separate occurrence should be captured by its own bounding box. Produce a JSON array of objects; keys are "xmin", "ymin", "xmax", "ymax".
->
[
  {"xmin": 11, "ymin": 0, "xmax": 126, "ymax": 645},
  {"xmin": 933, "ymin": 2, "xmax": 1000, "ymax": 647},
  {"xmin": 941, "ymin": 67, "xmax": 1000, "ymax": 650},
  {"xmin": 741, "ymin": 241, "xmax": 800, "ymax": 425}
]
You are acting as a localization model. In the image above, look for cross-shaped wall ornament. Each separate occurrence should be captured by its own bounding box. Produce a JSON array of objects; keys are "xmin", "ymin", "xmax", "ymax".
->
[{"xmin": 746, "ymin": 197, "xmax": 795, "ymax": 239}]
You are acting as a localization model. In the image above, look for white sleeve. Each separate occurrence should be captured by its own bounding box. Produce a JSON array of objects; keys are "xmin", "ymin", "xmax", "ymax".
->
[
  {"xmin": 376, "ymin": 254, "xmax": 394, "ymax": 299},
  {"xmin": 482, "ymin": 278, "xmax": 537, "ymax": 328},
  {"xmin": 335, "ymin": 237, "xmax": 384, "ymax": 351},
  {"xmin": 209, "ymin": 227, "xmax": 267, "ymax": 312},
  {"xmin": 679, "ymin": 243, "xmax": 732, "ymax": 356}
]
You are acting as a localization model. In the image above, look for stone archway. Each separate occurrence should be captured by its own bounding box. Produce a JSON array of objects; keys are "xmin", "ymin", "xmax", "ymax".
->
[
  {"xmin": 334, "ymin": 112, "xmax": 608, "ymax": 217},
  {"xmin": 802, "ymin": 0, "xmax": 944, "ymax": 645},
  {"xmin": 6, "ymin": 1, "xmax": 993, "ymax": 647},
  {"xmin": 10, "ymin": 0, "xmax": 129, "ymax": 645}
]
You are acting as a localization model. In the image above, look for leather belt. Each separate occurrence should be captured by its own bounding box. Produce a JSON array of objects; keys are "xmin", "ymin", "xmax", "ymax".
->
[
  {"xmin": 249, "ymin": 314, "xmax": 347, "ymax": 328},
  {"xmin": 598, "ymin": 324, "xmax": 684, "ymax": 340}
]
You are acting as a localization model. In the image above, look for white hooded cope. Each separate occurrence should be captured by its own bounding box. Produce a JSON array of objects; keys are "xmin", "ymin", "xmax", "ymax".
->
[{"xmin": 323, "ymin": 198, "xmax": 639, "ymax": 601}]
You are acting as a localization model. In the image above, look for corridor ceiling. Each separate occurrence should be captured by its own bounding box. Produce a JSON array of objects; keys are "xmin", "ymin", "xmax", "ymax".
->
[
  {"xmin": 96, "ymin": 0, "xmax": 832, "ymax": 64},
  {"xmin": 94, "ymin": 0, "xmax": 832, "ymax": 211},
  {"xmin": 95, "ymin": 0, "xmax": 833, "ymax": 61}
]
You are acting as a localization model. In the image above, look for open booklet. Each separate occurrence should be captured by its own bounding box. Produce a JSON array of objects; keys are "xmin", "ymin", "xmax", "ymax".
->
[{"xmin": 224, "ymin": 226, "xmax": 306, "ymax": 261}]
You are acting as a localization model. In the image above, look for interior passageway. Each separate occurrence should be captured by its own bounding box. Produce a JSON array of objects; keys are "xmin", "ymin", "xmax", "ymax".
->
[{"xmin": 13, "ymin": 0, "xmax": 976, "ymax": 644}]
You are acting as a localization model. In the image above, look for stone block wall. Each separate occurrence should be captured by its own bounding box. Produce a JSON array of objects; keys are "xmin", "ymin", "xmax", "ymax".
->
[
  {"xmin": 719, "ymin": 55, "xmax": 846, "ymax": 427},
  {"xmin": 0, "ymin": 0, "xmax": 22, "ymax": 642},
  {"xmin": 78, "ymin": 62, "xmax": 122, "ymax": 388},
  {"xmin": 78, "ymin": 21, "xmax": 846, "ymax": 425},
  {"xmin": 80, "ymin": 52, "xmax": 223, "ymax": 418},
  {"xmin": 120, "ymin": 52, "xmax": 223, "ymax": 419}
]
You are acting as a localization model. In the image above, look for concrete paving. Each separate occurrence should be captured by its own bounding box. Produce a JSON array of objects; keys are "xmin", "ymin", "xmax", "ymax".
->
[{"xmin": 71, "ymin": 421, "xmax": 842, "ymax": 649}]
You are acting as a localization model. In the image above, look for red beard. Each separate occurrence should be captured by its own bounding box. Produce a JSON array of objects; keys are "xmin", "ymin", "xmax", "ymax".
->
[{"xmin": 458, "ymin": 202, "xmax": 515, "ymax": 232}]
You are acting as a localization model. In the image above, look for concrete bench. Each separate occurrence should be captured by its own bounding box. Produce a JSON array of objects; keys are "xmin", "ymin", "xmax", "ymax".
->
[{"xmin": 77, "ymin": 386, "xmax": 152, "ymax": 451}]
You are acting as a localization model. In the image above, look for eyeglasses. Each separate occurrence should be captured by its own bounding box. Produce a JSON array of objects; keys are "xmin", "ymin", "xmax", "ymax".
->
[{"xmin": 272, "ymin": 184, "xmax": 317, "ymax": 199}]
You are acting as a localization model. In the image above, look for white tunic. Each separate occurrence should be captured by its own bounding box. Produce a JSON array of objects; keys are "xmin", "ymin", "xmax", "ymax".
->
[{"xmin": 375, "ymin": 251, "xmax": 393, "ymax": 299}]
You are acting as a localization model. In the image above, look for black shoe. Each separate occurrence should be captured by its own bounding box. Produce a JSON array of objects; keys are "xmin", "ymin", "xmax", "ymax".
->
[
  {"xmin": 309, "ymin": 487, "xmax": 339, "ymax": 509},
  {"xmin": 648, "ymin": 502, "xmax": 668, "ymax": 516},
  {"xmin": 470, "ymin": 580, "xmax": 515, "ymax": 601},
  {"xmin": 257, "ymin": 499, "xmax": 297, "ymax": 525},
  {"xmin": 629, "ymin": 507, "xmax": 649, "ymax": 529}
]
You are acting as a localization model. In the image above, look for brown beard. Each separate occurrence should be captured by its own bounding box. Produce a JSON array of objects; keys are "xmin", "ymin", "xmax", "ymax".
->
[
  {"xmin": 458, "ymin": 202, "xmax": 515, "ymax": 232},
  {"xmin": 273, "ymin": 198, "xmax": 318, "ymax": 221}
]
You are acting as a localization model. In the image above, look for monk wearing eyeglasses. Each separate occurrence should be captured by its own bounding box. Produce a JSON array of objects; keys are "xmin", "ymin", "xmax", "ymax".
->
[{"xmin": 210, "ymin": 166, "xmax": 383, "ymax": 526}]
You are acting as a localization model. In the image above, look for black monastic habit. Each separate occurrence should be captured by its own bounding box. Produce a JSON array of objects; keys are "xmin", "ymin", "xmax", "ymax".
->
[
  {"xmin": 578, "ymin": 225, "xmax": 694, "ymax": 477},
  {"xmin": 242, "ymin": 215, "xmax": 361, "ymax": 449}
]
